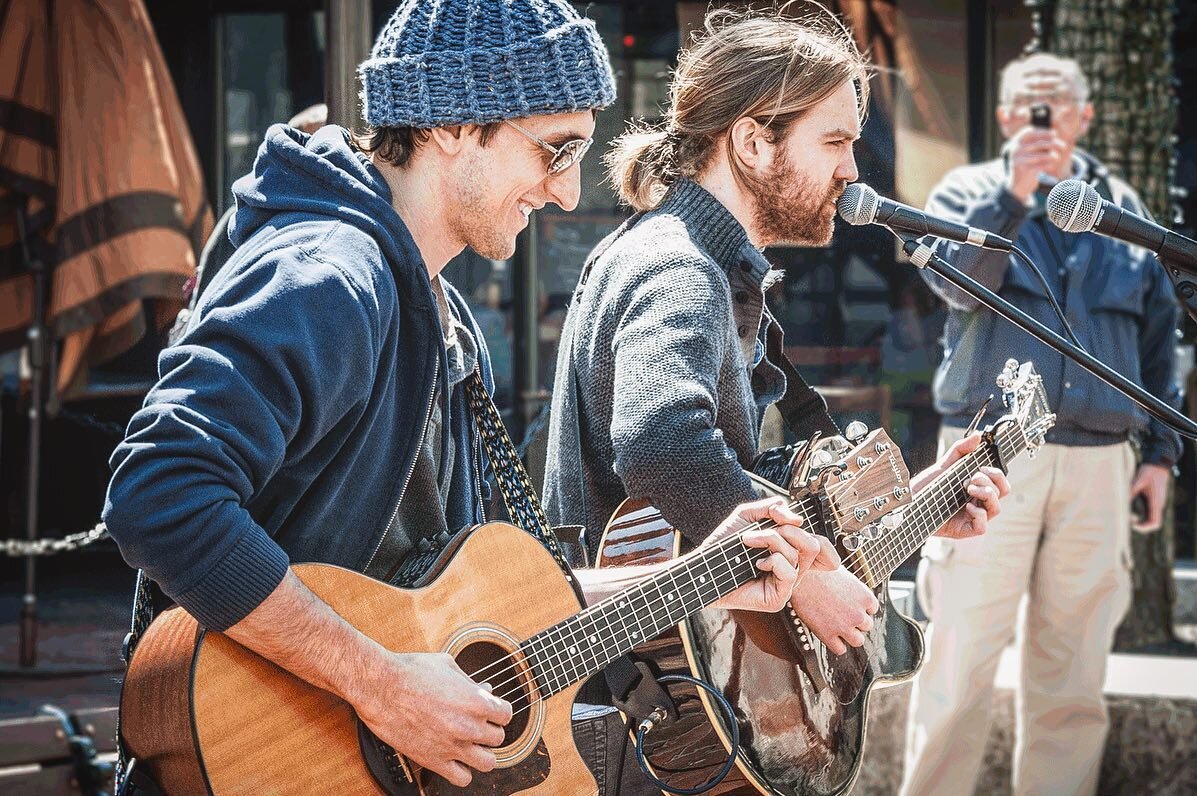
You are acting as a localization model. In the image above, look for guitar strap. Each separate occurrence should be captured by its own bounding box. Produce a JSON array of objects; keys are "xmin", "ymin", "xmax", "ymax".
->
[
  {"xmin": 461, "ymin": 369, "xmax": 576, "ymax": 581},
  {"xmin": 765, "ymin": 319, "xmax": 841, "ymax": 440}
]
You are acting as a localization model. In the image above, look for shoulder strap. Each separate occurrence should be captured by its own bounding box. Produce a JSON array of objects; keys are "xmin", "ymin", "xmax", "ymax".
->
[
  {"xmin": 462, "ymin": 370, "xmax": 575, "ymax": 581},
  {"xmin": 765, "ymin": 320, "xmax": 840, "ymax": 439}
]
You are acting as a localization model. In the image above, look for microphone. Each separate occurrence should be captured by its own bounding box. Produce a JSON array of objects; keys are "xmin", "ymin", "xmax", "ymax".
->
[
  {"xmin": 1045, "ymin": 179, "xmax": 1197, "ymax": 269},
  {"xmin": 837, "ymin": 183, "xmax": 1014, "ymax": 251}
]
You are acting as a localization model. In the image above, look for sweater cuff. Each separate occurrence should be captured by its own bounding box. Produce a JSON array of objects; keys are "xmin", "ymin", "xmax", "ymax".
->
[{"xmin": 173, "ymin": 526, "xmax": 291, "ymax": 631}]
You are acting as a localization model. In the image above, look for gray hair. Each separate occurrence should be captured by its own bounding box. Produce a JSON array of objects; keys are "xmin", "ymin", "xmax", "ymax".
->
[{"xmin": 999, "ymin": 53, "xmax": 1090, "ymax": 106}]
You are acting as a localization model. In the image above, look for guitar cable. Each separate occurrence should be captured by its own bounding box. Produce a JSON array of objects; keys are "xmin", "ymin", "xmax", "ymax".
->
[{"xmin": 632, "ymin": 674, "xmax": 741, "ymax": 795}]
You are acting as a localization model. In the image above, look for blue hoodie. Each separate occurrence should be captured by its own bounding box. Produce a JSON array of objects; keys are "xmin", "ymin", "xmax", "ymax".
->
[{"xmin": 103, "ymin": 125, "xmax": 493, "ymax": 630}]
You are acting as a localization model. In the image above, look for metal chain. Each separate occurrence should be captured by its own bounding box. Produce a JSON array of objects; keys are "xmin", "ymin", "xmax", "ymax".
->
[{"xmin": 0, "ymin": 522, "xmax": 109, "ymax": 557}]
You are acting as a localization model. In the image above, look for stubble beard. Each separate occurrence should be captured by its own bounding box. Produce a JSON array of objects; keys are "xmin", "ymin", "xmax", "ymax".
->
[{"xmin": 455, "ymin": 155, "xmax": 517, "ymax": 261}]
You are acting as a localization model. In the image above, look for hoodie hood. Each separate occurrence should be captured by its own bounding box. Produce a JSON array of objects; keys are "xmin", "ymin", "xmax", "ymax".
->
[{"xmin": 229, "ymin": 124, "xmax": 425, "ymax": 285}]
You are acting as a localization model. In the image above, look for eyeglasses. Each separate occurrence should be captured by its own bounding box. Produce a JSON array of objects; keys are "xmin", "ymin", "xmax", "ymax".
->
[{"xmin": 504, "ymin": 120, "xmax": 593, "ymax": 176}]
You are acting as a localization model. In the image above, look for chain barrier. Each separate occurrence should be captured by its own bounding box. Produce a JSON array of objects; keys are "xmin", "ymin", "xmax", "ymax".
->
[
  {"xmin": 1, "ymin": 522, "xmax": 109, "ymax": 557},
  {"xmin": 2, "ymin": 405, "xmax": 123, "ymax": 558}
]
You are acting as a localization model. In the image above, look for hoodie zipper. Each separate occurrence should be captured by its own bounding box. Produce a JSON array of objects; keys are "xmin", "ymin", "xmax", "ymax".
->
[{"xmin": 363, "ymin": 357, "xmax": 439, "ymax": 575}]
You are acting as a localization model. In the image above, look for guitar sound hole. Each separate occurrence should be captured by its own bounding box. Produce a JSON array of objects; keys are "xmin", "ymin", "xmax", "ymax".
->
[{"xmin": 455, "ymin": 641, "xmax": 532, "ymax": 746}]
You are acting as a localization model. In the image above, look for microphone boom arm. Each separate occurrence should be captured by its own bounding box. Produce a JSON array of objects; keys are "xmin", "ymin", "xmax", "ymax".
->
[{"xmin": 899, "ymin": 232, "xmax": 1197, "ymax": 440}]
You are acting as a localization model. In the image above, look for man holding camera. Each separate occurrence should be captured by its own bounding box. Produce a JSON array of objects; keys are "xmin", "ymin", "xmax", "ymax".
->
[{"xmin": 901, "ymin": 53, "xmax": 1182, "ymax": 795}]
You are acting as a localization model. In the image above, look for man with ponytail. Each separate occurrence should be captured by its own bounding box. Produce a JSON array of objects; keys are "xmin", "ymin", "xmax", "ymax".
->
[{"xmin": 545, "ymin": 7, "xmax": 1010, "ymax": 667}]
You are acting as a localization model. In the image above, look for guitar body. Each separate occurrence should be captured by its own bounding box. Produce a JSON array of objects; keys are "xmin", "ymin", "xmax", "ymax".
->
[
  {"xmin": 598, "ymin": 484, "xmax": 924, "ymax": 796},
  {"xmin": 597, "ymin": 361, "xmax": 1057, "ymax": 794},
  {"xmin": 120, "ymin": 522, "xmax": 594, "ymax": 795}
]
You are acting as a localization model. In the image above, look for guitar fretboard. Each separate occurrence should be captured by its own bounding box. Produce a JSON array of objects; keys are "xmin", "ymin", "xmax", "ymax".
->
[
  {"xmin": 853, "ymin": 422, "xmax": 1025, "ymax": 588},
  {"xmin": 518, "ymin": 530, "xmax": 776, "ymax": 697}
]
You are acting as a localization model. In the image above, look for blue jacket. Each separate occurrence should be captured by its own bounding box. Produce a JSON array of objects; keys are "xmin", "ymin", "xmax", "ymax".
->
[
  {"xmin": 923, "ymin": 152, "xmax": 1182, "ymax": 466},
  {"xmin": 103, "ymin": 125, "xmax": 493, "ymax": 630}
]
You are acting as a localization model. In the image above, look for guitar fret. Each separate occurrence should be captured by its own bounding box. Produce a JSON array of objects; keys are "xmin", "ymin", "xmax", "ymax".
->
[
  {"xmin": 527, "ymin": 536, "xmax": 763, "ymax": 698},
  {"xmin": 860, "ymin": 426, "xmax": 1019, "ymax": 579}
]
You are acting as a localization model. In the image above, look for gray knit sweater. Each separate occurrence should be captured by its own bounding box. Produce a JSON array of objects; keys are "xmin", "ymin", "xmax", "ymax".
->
[{"xmin": 543, "ymin": 179, "xmax": 786, "ymax": 552}]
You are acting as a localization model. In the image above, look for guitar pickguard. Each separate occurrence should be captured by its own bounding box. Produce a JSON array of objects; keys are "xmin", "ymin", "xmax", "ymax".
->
[{"xmin": 682, "ymin": 584, "xmax": 922, "ymax": 795}]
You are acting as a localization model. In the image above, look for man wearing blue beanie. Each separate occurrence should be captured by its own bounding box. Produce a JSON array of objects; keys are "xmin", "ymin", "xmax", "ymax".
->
[{"xmin": 104, "ymin": 1, "xmax": 836, "ymax": 792}]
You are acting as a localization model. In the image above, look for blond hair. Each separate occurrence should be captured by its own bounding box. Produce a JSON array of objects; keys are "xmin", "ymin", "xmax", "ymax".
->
[{"xmin": 606, "ymin": 5, "xmax": 870, "ymax": 211}]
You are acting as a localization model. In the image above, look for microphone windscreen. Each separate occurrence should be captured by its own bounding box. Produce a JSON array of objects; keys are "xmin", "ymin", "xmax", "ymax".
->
[
  {"xmin": 837, "ymin": 183, "xmax": 878, "ymax": 226},
  {"xmin": 1046, "ymin": 179, "xmax": 1102, "ymax": 233}
]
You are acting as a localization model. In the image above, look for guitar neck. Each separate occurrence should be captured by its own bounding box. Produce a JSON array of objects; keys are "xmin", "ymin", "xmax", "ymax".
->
[
  {"xmin": 853, "ymin": 422, "xmax": 1025, "ymax": 588},
  {"xmin": 520, "ymin": 531, "xmax": 774, "ymax": 698}
]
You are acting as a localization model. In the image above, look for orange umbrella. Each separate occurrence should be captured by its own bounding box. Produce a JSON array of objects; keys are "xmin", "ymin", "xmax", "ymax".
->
[{"xmin": 0, "ymin": 0, "xmax": 212, "ymax": 396}]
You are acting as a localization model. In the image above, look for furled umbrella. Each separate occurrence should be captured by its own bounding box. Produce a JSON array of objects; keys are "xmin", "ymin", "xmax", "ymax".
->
[{"xmin": 0, "ymin": 0, "xmax": 212, "ymax": 666}]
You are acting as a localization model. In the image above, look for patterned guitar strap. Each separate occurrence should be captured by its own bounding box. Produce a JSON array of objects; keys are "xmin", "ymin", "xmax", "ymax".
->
[{"xmin": 461, "ymin": 369, "xmax": 575, "ymax": 583}]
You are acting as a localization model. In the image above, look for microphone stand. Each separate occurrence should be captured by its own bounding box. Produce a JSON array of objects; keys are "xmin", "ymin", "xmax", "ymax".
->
[
  {"xmin": 1156, "ymin": 254, "xmax": 1197, "ymax": 329},
  {"xmin": 895, "ymin": 231, "xmax": 1197, "ymax": 440}
]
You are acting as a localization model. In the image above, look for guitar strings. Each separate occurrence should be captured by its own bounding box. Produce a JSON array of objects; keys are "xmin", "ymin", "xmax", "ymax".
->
[
  {"xmin": 845, "ymin": 426, "xmax": 1017, "ymax": 581},
  {"xmin": 458, "ymin": 557, "xmax": 762, "ymax": 725},
  {"xmin": 842, "ymin": 445, "xmax": 994, "ymax": 582},
  {"xmin": 457, "ymin": 527, "xmax": 780, "ymax": 689},
  {"xmin": 455, "ymin": 480, "xmax": 889, "ymax": 691},
  {"xmin": 463, "ymin": 428, "xmax": 1019, "ymax": 692},
  {"xmin": 460, "ymin": 466, "xmax": 947, "ymax": 690}
]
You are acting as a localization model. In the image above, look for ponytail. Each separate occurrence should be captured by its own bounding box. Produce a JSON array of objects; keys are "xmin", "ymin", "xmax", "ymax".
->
[{"xmin": 604, "ymin": 125, "xmax": 678, "ymax": 211}]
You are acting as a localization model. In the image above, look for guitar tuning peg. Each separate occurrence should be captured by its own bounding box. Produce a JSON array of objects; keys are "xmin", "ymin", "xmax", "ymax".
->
[
  {"xmin": 844, "ymin": 420, "xmax": 869, "ymax": 443},
  {"xmin": 842, "ymin": 534, "xmax": 863, "ymax": 551},
  {"xmin": 879, "ymin": 511, "xmax": 904, "ymax": 531},
  {"xmin": 859, "ymin": 524, "xmax": 882, "ymax": 540},
  {"xmin": 810, "ymin": 449, "xmax": 834, "ymax": 469}
]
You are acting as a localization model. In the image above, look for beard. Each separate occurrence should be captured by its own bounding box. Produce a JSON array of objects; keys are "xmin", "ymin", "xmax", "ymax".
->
[{"xmin": 751, "ymin": 153, "xmax": 847, "ymax": 247}]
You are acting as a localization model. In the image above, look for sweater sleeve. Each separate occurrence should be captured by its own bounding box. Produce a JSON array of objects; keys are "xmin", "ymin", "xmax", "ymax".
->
[
  {"xmin": 608, "ymin": 253, "xmax": 757, "ymax": 544},
  {"xmin": 102, "ymin": 245, "xmax": 380, "ymax": 630}
]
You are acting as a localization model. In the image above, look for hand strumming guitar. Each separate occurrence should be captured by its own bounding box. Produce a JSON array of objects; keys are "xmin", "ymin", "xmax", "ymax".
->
[
  {"xmin": 222, "ymin": 569, "xmax": 513, "ymax": 789},
  {"xmin": 790, "ymin": 567, "xmax": 880, "ymax": 655}
]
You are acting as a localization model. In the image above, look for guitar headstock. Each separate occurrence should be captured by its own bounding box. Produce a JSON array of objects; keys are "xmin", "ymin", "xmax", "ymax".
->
[
  {"xmin": 792, "ymin": 423, "xmax": 913, "ymax": 551},
  {"xmin": 992, "ymin": 359, "xmax": 1056, "ymax": 464}
]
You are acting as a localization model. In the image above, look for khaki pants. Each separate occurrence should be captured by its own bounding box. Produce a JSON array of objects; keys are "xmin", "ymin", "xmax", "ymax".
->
[{"xmin": 901, "ymin": 427, "xmax": 1134, "ymax": 796}]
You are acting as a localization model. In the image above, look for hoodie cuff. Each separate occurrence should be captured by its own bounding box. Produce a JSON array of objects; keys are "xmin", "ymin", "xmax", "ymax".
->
[{"xmin": 173, "ymin": 526, "xmax": 291, "ymax": 631}]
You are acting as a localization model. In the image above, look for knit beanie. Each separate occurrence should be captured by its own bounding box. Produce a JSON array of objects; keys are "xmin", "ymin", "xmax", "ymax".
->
[{"xmin": 360, "ymin": 0, "xmax": 616, "ymax": 128}]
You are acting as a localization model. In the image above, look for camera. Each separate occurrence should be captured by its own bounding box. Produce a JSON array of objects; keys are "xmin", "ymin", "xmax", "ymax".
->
[{"xmin": 1030, "ymin": 103, "xmax": 1052, "ymax": 129}]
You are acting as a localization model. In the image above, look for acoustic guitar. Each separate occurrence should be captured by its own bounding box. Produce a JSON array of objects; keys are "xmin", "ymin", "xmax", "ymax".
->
[
  {"xmin": 597, "ymin": 360, "xmax": 1054, "ymax": 795},
  {"xmin": 118, "ymin": 424, "xmax": 892, "ymax": 795}
]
